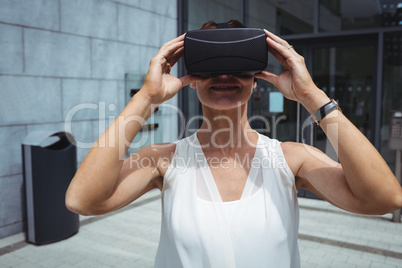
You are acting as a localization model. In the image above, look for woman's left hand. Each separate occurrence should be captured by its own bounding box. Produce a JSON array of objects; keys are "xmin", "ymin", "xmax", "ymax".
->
[{"xmin": 255, "ymin": 29, "xmax": 328, "ymax": 112}]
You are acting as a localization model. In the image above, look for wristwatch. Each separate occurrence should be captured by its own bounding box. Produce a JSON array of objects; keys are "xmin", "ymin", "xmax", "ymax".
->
[{"xmin": 311, "ymin": 99, "xmax": 341, "ymax": 126}]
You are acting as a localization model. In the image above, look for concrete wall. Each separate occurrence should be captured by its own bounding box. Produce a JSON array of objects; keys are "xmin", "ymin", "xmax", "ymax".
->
[{"xmin": 0, "ymin": 0, "xmax": 178, "ymax": 239}]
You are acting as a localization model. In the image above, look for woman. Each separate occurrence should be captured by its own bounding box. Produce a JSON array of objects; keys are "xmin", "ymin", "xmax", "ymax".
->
[{"xmin": 66, "ymin": 20, "xmax": 402, "ymax": 267}]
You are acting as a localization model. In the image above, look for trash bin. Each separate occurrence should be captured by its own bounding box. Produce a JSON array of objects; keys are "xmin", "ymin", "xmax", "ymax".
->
[{"xmin": 22, "ymin": 131, "xmax": 79, "ymax": 245}]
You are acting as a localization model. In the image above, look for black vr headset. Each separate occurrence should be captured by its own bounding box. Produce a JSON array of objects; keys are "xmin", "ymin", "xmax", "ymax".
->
[{"xmin": 184, "ymin": 26, "xmax": 267, "ymax": 78}]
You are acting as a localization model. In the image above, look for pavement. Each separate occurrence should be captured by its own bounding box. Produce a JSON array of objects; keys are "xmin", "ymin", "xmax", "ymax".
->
[{"xmin": 0, "ymin": 189, "xmax": 401, "ymax": 268}]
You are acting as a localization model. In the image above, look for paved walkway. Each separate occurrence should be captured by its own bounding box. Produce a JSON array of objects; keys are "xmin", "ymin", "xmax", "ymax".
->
[{"xmin": 0, "ymin": 190, "xmax": 401, "ymax": 267}]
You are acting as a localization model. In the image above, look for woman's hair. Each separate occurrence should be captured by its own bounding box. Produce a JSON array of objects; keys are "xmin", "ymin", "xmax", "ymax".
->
[{"xmin": 199, "ymin": 20, "xmax": 246, "ymax": 30}]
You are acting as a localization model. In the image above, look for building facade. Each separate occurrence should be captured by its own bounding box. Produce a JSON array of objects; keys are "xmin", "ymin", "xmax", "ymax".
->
[
  {"xmin": 0, "ymin": 0, "xmax": 401, "ymax": 239},
  {"xmin": 0, "ymin": 0, "xmax": 178, "ymax": 239}
]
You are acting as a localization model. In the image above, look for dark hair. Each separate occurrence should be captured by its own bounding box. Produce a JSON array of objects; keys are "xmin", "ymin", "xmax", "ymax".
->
[{"xmin": 199, "ymin": 20, "xmax": 246, "ymax": 30}]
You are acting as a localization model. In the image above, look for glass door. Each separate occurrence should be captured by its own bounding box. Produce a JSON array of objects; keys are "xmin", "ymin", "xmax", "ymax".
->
[
  {"xmin": 296, "ymin": 38, "xmax": 377, "ymax": 198},
  {"xmin": 312, "ymin": 43, "xmax": 376, "ymax": 159}
]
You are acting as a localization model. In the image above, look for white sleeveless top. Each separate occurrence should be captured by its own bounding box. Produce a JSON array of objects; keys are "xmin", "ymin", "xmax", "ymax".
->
[{"xmin": 154, "ymin": 132, "xmax": 300, "ymax": 268}]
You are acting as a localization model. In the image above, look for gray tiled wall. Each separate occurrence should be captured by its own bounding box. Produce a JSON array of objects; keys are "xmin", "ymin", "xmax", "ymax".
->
[
  {"xmin": 62, "ymin": 79, "xmax": 120, "ymax": 120},
  {"xmin": 24, "ymin": 29, "xmax": 92, "ymax": 77},
  {"xmin": 91, "ymin": 39, "xmax": 141, "ymax": 79},
  {"xmin": 0, "ymin": 24, "xmax": 23, "ymax": 73},
  {"xmin": 0, "ymin": 0, "xmax": 60, "ymax": 30},
  {"xmin": 0, "ymin": 174, "xmax": 24, "ymax": 239},
  {"xmin": 60, "ymin": 0, "xmax": 118, "ymax": 39},
  {"xmin": 0, "ymin": 0, "xmax": 178, "ymax": 239},
  {"xmin": 0, "ymin": 126, "xmax": 26, "ymax": 177},
  {"xmin": 0, "ymin": 76, "xmax": 62, "ymax": 125}
]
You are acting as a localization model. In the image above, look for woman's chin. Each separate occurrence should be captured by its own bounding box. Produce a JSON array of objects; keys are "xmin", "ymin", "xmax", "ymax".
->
[{"xmin": 202, "ymin": 98, "xmax": 247, "ymax": 111}]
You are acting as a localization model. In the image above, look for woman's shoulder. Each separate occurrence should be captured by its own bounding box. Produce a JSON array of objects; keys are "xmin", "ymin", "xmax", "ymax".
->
[
  {"xmin": 140, "ymin": 136, "xmax": 193, "ymax": 177},
  {"xmin": 141, "ymin": 142, "xmax": 177, "ymax": 164}
]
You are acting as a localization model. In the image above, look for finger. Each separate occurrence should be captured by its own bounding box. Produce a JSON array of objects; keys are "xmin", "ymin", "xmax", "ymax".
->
[
  {"xmin": 179, "ymin": 75, "xmax": 201, "ymax": 88},
  {"xmin": 262, "ymin": 30, "xmax": 291, "ymax": 65},
  {"xmin": 263, "ymin": 29, "xmax": 298, "ymax": 57},
  {"xmin": 157, "ymin": 33, "xmax": 185, "ymax": 58},
  {"xmin": 161, "ymin": 34, "xmax": 185, "ymax": 49},
  {"xmin": 255, "ymin": 71, "xmax": 278, "ymax": 85},
  {"xmin": 267, "ymin": 41, "xmax": 286, "ymax": 65},
  {"xmin": 263, "ymin": 29, "xmax": 291, "ymax": 48},
  {"xmin": 158, "ymin": 40, "xmax": 184, "ymax": 59},
  {"xmin": 266, "ymin": 36, "xmax": 294, "ymax": 60},
  {"xmin": 265, "ymin": 39, "xmax": 292, "ymax": 71},
  {"xmin": 162, "ymin": 62, "xmax": 171, "ymax": 73},
  {"xmin": 168, "ymin": 46, "xmax": 184, "ymax": 66}
]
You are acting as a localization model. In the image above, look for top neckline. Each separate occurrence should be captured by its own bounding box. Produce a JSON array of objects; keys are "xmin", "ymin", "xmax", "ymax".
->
[
  {"xmin": 222, "ymin": 199, "xmax": 240, "ymax": 205},
  {"xmin": 192, "ymin": 131, "xmax": 261, "ymax": 204}
]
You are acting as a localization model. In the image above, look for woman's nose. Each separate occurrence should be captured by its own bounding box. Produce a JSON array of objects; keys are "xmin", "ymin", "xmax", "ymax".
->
[{"xmin": 218, "ymin": 74, "xmax": 233, "ymax": 78}]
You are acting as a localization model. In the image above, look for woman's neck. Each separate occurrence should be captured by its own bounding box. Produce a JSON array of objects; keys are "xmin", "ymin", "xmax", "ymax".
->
[{"xmin": 197, "ymin": 103, "xmax": 258, "ymax": 150}]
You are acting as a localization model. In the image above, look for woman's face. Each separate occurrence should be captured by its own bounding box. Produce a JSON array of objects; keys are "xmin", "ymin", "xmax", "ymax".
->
[{"xmin": 190, "ymin": 75, "xmax": 257, "ymax": 110}]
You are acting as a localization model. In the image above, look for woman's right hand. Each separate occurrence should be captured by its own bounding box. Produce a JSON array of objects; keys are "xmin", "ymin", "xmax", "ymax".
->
[{"xmin": 139, "ymin": 34, "xmax": 200, "ymax": 105}]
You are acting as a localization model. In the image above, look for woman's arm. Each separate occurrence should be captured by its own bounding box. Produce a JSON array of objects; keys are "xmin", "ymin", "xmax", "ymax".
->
[
  {"xmin": 65, "ymin": 34, "xmax": 199, "ymax": 216},
  {"xmin": 256, "ymin": 30, "xmax": 402, "ymax": 215}
]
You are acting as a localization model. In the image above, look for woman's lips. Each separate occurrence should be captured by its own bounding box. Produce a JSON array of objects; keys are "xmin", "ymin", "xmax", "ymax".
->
[{"xmin": 210, "ymin": 85, "xmax": 239, "ymax": 92}]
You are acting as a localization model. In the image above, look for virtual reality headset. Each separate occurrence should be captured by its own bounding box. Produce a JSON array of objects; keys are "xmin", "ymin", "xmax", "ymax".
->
[{"xmin": 184, "ymin": 28, "xmax": 267, "ymax": 77}]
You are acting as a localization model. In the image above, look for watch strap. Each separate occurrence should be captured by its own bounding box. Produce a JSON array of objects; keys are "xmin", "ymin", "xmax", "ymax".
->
[{"xmin": 311, "ymin": 99, "xmax": 341, "ymax": 126}]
